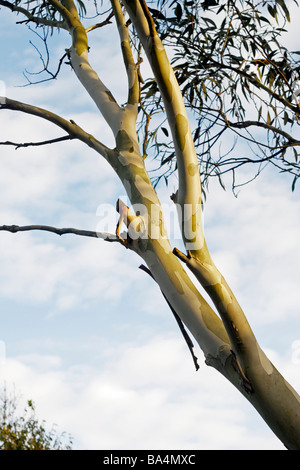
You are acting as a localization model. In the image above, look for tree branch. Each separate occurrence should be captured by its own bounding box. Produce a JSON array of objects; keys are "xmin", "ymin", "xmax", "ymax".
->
[
  {"xmin": 139, "ymin": 263, "xmax": 200, "ymax": 371},
  {"xmin": 123, "ymin": 0, "xmax": 204, "ymax": 255},
  {"xmin": 110, "ymin": 0, "xmax": 140, "ymax": 110},
  {"xmin": 0, "ymin": 224, "xmax": 120, "ymax": 243},
  {"xmin": 0, "ymin": 0, "xmax": 68, "ymax": 30},
  {"xmin": 85, "ymin": 11, "xmax": 114, "ymax": 33},
  {"xmin": 228, "ymin": 120, "xmax": 300, "ymax": 145},
  {"xmin": 0, "ymin": 97, "xmax": 113, "ymax": 161},
  {"xmin": 173, "ymin": 246, "xmax": 257, "ymax": 388},
  {"xmin": 0, "ymin": 135, "xmax": 74, "ymax": 149},
  {"xmin": 46, "ymin": 0, "xmax": 123, "ymax": 136},
  {"xmin": 207, "ymin": 56, "xmax": 299, "ymax": 114}
]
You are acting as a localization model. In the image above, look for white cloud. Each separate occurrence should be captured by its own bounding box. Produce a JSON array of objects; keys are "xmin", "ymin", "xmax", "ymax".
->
[
  {"xmin": 0, "ymin": 228, "xmax": 145, "ymax": 314},
  {"xmin": 202, "ymin": 170, "xmax": 300, "ymax": 327},
  {"xmin": 0, "ymin": 336, "xmax": 286, "ymax": 450}
]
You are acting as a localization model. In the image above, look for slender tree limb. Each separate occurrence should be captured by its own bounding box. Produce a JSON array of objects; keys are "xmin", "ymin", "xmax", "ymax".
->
[
  {"xmin": 0, "ymin": 97, "xmax": 113, "ymax": 161},
  {"xmin": 110, "ymin": 0, "xmax": 140, "ymax": 110},
  {"xmin": 0, "ymin": 135, "xmax": 74, "ymax": 149},
  {"xmin": 22, "ymin": 47, "xmax": 68, "ymax": 87},
  {"xmin": 232, "ymin": 2, "xmax": 298, "ymax": 107},
  {"xmin": 172, "ymin": 246, "xmax": 257, "ymax": 386},
  {"xmin": 139, "ymin": 263, "xmax": 200, "ymax": 371},
  {"xmin": 228, "ymin": 120, "xmax": 300, "ymax": 145},
  {"xmin": 209, "ymin": 56, "xmax": 299, "ymax": 114},
  {"xmin": 46, "ymin": 0, "xmax": 76, "ymax": 31},
  {"xmin": 0, "ymin": 0, "xmax": 68, "ymax": 29},
  {"xmin": 47, "ymin": 0, "xmax": 123, "ymax": 136},
  {"xmin": 85, "ymin": 11, "xmax": 114, "ymax": 33},
  {"xmin": 0, "ymin": 224, "xmax": 120, "ymax": 243}
]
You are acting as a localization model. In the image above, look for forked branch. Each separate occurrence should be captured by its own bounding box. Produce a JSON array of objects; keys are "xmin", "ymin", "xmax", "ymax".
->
[
  {"xmin": 0, "ymin": 97, "xmax": 113, "ymax": 161},
  {"xmin": 85, "ymin": 11, "xmax": 114, "ymax": 33},
  {"xmin": 0, "ymin": 0, "xmax": 68, "ymax": 29},
  {"xmin": 123, "ymin": 0, "xmax": 204, "ymax": 255}
]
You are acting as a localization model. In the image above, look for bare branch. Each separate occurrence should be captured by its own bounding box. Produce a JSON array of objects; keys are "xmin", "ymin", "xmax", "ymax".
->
[
  {"xmin": 139, "ymin": 263, "xmax": 200, "ymax": 372},
  {"xmin": 0, "ymin": 135, "xmax": 74, "ymax": 149},
  {"xmin": 228, "ymin": 120, "xmax": 300, "ymax": 145},
  {"xmin": 85, "ymin": 11, "xmax": 114, "ymax": 33},
  {"xmin": 21, "ymin": 30, "xmax": 69, "ymax": 87},
  {"xmin": 0, "ymin": 224, "xmax": 120, "ymax": 243},
  {"xmin": 0, "ymin": 97, "xmax": 113, "ymax": 161}
]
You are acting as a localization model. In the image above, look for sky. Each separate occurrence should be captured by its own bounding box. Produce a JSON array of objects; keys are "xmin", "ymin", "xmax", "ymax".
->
[{"xmin": 0, "ymin": 2, "xmax": 300, "ymax": 450}]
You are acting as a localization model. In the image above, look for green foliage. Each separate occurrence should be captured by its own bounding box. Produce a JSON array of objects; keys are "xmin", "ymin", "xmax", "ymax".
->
[
  {"xmin": 0, "ymin": 387, "xmax": 73, "ymax": 450},
  {"xmin": 138, "ymin": 0, "xmax": 300, "ymax": 192},
  {"xmin": 9, "ymin": 0, "xmax": 87, "ymax": 26}
]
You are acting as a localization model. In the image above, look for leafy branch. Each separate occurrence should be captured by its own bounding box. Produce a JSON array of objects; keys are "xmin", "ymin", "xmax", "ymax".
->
[{"xmin": 137, "ymin": 0, "xmax": 300, "ymax": 192}]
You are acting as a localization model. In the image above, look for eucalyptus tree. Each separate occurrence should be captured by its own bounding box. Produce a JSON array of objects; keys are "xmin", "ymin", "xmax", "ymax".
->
[{"xmin": 0, "ymin": 0, "xmax": 300, "ymax": 450}]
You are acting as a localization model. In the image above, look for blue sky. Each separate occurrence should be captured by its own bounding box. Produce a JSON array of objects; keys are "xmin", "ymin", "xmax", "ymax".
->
[{"xmin": 0, "ymin": 2, "xmax": 300, "ymax": 450}]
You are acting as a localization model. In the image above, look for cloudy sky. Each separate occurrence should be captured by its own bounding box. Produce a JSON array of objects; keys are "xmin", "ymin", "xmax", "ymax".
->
[{"xmin": 0, "ymin": 2, "xmax": 300, "ymax": 450}]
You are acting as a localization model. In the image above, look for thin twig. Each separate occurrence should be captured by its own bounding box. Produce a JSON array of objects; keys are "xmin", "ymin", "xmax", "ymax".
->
[
  {"xmin": 0, "ymin": 224, "xmax": 120, "ymax": 243},
  {"xmin": 0, "ymin": 135, "xmax": 74, "ymax": 149},
  {"xmin": 139, "ymin": 263, "xmax": 200, "ymax": 371},
  {"xmin": 0, "ymin": 97, "xmax": 112, "ymax": 161},
  {"xmin": 0, "ymin": 0, "xmax": 67, "ymax": 29},
  {"xmin": 85, "ymin": 11, "xmax": 114, "ymax": 33},
  {"xmin": 228, "ymin": 120, "xmax": 300, "ymax": 145}
]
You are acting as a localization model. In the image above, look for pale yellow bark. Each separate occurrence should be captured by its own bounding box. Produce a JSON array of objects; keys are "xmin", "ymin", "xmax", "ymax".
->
[{"xmin": 123, "ymin": 0, "xmax": 204, "ymax": 255}]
